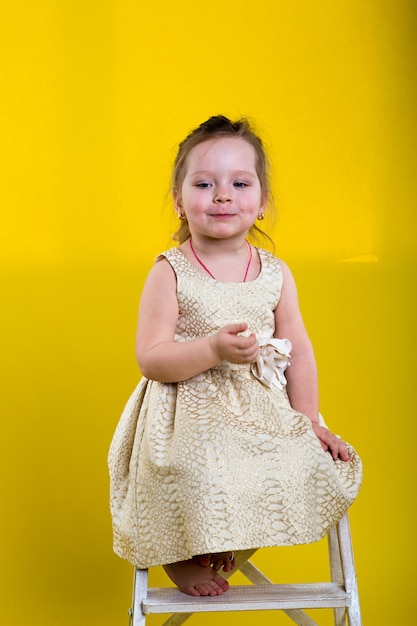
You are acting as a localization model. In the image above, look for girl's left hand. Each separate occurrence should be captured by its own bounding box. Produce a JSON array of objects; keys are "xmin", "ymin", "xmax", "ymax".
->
[{"xmin": 311, "ymin": 423, "xmax": 350, "ymax": 461}]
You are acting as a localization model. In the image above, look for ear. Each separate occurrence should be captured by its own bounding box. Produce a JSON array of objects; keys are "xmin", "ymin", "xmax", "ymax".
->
[
  {"xmin": 173, "ymin": 189, "xmax": 182, "ymax": 212},
  {"xmin": 259, "ymin": 192, "xmax": 268, "ymax": 214}
]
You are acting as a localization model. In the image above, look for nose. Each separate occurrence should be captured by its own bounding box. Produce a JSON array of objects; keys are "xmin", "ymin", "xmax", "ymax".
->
[{"xmin": 213, "ymin": 188, "xmax": 232, "ymax": 203}]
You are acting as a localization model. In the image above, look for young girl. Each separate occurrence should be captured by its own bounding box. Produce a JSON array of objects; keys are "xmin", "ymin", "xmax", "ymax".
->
[{"xmin": 108, "ymin": 115, "xmax": 361, "ymax": 598}]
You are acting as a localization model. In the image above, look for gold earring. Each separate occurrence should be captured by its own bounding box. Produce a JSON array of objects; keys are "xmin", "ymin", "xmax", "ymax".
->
[
  {"xmin": 178, "ymin": 213, "xmax": 186, "ymax": 221},
  {"xmin": 257, "ymin": 213, "xmax": 264, "ymax": 220}
]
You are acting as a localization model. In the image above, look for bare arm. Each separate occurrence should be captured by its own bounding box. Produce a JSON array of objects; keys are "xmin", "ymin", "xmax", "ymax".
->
[
  {"xmin": 136, "ymin": 258, "xmax": 259, "ymax": 382},
  {"xmin": 275, "ymin": 261, "xmax": 349, "ymax": 460},
  {"xmin": 275, "ymin": 261, "xmax": 318, "ymax": 422}
]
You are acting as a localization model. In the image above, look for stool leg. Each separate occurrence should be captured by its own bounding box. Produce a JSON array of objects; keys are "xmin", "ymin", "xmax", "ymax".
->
[
  {"xmin": 337, "ymin": 514, "xmax": 362, "ymax": 626},
  {"xmin": 328, "ymin": 521, "xmax": 347, "ymax": 626},
  {"xmin": 130, "ymin": 568, "xmax": 148, "ymax": 626},
  {"xmin": 131, "ymin": 521, "xmax": 361, "ymax": 626}
]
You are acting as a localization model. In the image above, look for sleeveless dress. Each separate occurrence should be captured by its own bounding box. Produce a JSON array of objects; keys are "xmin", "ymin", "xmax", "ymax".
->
[{"xmin": 108, "ymin": 247, "xmax": 362, "ymax": 568}]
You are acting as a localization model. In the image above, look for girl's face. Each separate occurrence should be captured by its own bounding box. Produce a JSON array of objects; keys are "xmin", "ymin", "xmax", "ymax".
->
[{"xmin": 175, "ymin": 137, "xmax": 266, "ymax": 243}]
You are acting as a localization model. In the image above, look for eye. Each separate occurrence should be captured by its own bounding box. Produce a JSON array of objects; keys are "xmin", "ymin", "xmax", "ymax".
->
[
  {"xmin": 234, "ymin": 181, "xmax": 249, "ymax": 188},
  {"xmin": 195, "ymin": 182, "xmax": 212, "ymax": 188}
]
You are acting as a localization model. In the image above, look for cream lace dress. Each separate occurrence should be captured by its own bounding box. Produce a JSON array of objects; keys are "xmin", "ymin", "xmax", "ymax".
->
[{"xmin": 108, "ymin": 247, "xmax": 362, "ymax": 568}]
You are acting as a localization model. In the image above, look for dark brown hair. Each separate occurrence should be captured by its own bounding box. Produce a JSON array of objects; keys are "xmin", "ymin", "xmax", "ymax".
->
[{"xmin": 172, "ymin": 115, "xmax": 275, "ymax": 246}]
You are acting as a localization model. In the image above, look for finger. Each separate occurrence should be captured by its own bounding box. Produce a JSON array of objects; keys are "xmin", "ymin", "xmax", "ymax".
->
[
  {"xmin": 227, "ymin": 322, "xmax": 248, "ymax": 336},
  {"xmin": 331, "ymin": 440, "xmax": 349, "ymax": 461},
  {"xmin": 338, "ymin": 443, "xmax": 350, "ymax": 462},
  {"xmin": 236, "ymin": 334, "xmax": 258, "ymax": 352},
  {"xmin": 328, "ymin": 439, "xmax": 341, "ymax": 459}
]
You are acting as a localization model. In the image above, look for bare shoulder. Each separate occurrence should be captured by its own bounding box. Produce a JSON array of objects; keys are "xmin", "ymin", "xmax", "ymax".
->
[
  {"xmin": 277, "ymin": 258, "xmax": 299, "ymax": 297},
  {"xmin": 139, "ymin": 255, "xmax": 178, "ymax": 317},
  {"xmin": 143, "ymin": 255, "xmax": 177, "ymax": 291},
  {"xmin": 137, "ymin": 255, "xmax": 179, "ymax": 350},
  {"xmin": 275, "ymin": 258, "xmax": 302, "ymax": 324}
]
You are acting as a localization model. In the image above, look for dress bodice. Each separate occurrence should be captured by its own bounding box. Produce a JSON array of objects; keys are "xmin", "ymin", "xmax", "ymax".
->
[{"xmin": 160, "ymin": 247, "xmax": 282, "ymax": 342}]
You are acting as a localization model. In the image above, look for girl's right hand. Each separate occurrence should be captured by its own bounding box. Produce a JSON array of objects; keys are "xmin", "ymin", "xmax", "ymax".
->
[
  {"xmin": 209, "ymin": 323, "xmax": 259, "ymax": 364},
  {"xmin": 311, "ymin": 423, "xmax": 350, "ymax": 461}
]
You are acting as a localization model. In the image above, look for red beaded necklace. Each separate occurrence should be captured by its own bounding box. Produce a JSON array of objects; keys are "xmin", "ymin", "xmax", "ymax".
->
[{"xmin": 189, "ymin": 238, "xmax": 252, "ymax": 282}]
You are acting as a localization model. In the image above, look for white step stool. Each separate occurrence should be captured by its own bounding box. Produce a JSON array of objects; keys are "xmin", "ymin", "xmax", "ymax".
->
[{"xmin": 128, "ymin": 512, "xmax": 361, "ymax": 626}]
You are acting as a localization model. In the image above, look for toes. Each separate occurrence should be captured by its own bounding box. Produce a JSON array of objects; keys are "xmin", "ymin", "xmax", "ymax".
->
[
  {"xmin": 197, "ymin": 554, "xmax": 211, "ymax": 567},
  {"xmin": 185, "ymin": 585, "xmax": 203, "ymax": 597},
  {"xmin": 164, "ymin": 558, "xmax": 229, "ymax": 597},
  {"xmin": 213, "ymin": 573, "xmax": 229, "ymax": 592},
  {"xmin": 193, "ymin": 576, "xmax": 229, "ymax": 596},
  {"xmin": 212, "ymin": 552, "xmax": 236, "ymax": 572},
  {"xmin": 191, "ymin": 582, "xmax": 223, "ymax": 597},
  {"xmin": 222, "ymin": 553, "xmax": 236, "ymax": 572}
]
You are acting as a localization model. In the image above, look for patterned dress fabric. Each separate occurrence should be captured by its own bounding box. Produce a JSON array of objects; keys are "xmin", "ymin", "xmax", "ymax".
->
[{"xmin": 108, "ymin": 247, "xmax": 362, "ymax": 568}]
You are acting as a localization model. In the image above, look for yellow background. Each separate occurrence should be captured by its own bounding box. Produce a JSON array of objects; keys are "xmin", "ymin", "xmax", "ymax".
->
[{"xmin": 1, "ymin": 1, "xmax": 415, "ymax": 624}]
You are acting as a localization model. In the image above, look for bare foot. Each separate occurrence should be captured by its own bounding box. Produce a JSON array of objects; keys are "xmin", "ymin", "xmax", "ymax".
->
[
  {"xmin": 163, "ymin": 557, "xmax": 230, "ymax": 596},
  {"xmin": 197, "ymin": 551, "xmax": 236, "ymax": 572}
]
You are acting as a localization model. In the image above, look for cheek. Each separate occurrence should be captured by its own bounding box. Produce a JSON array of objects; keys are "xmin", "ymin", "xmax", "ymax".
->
[
  {"xmin": 188, "ymin": 190, "xmax": 206, "ymax": 207},
  {"xmin": 243, "ymin": 191, "xmax": 262, "ymax": 209}
]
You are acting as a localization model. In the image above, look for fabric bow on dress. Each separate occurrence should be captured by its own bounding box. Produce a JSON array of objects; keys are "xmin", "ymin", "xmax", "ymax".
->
[{"xmin": 251, "ymin": 337, "xmax": 292, "ymax": 390}]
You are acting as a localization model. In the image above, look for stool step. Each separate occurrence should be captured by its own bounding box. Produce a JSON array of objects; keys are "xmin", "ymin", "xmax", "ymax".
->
[{"xmin": 143, "ymin": 583, "xmax": 349, "ymax": 614}]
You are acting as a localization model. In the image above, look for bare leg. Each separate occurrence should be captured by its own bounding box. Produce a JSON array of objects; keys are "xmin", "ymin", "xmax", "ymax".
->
[{"xmin": 163, "ymin": 556, "xmax": 230, "ymax": 597}]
